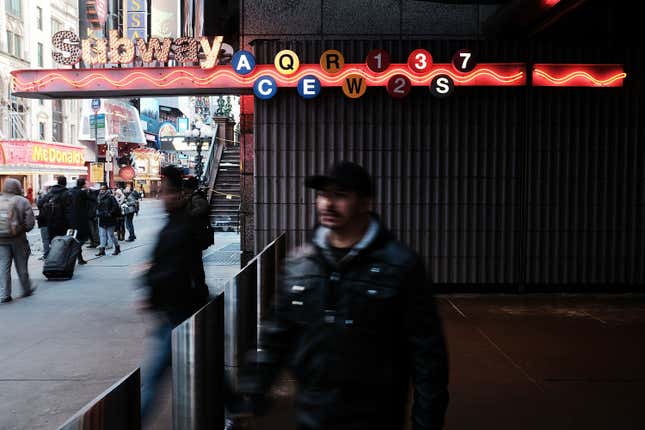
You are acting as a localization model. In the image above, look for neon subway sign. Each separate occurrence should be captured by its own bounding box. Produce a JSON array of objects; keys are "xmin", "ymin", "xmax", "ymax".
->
[{"xmin": 9, "ymin": 31, "xmax": 626, "ymax": 99}]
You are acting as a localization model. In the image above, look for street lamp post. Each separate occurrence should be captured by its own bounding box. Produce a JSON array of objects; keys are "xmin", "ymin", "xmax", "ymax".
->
[{"xmin": 185, "ymin": 124, "xmax": 213, "ymax": 183}]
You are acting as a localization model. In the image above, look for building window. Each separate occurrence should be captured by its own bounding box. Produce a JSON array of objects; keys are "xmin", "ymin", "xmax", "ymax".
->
[
  {"xmin": 6, "ymin": 31, "xmax": 12, "ymax": 54},
  {"xmin": 39, "ymin": 99, "xmax": 44, "ymax": 106},
  {"xmin": 51, "ymin": 19, "xmax": 62, "ymax": 35},
  {"xmin": 39, "ymin": 122, "xmax": 46, "ymax": 140},
  {"xmin": 7, "ymin": 31, "xmax": 22, "ymax": 58},
  {"xmin": 37, "ymin": 7, "xmax": 43, "ymax": 30},
  {"xmin": 5, "ymin": 0, "xmax": 21, "ymax": 17},
  {"xmin": 37, "ymin": 43, "xmax": 44, "ymax": 67},
  {"xmin": 52, "ymin": 99, "xmax": 63, "ymax": 142},
  {"xmin": 70, "ymin": 124, "xmax": 76, "ymax": 143},
  {"xmin": 9, "ymin": 95, "xmax": 27, "ymax": 139},
  {"xmin": 13, "ymin": 33, "xmax": 21, "ymax": 58}
]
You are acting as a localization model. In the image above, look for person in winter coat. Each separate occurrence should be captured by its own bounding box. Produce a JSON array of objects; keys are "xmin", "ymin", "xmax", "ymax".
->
[
  {"xmin": 123, "ymin": 185, "xmax": 140, "ymax": 241},
  {"xmin": 36, "ymin": 188, "xmax": 50, "ymax": 260},
  {"xmin": 114, "ymin": 188, "xmax": 126, "ymax": 241},
  {"xmin": 95, "ymin": 184, "xmax": 120, "ymax": 256},
  {"xmin": 87, "ymin": 187, "xmax": 100, "ymax": 248},
  {"xmin": 69, "ymin": 178, "xmax": 90, "ymax": 265},
  {"xmin": 42, "ymin": 176, "xmax": 72, "ymax": 240},
  {"xmin": 139, "ymin": 165, "xmax": 209, "ymax": 421},
  {"xmin": 0, "ymin": 179, "xmax": 36, "ymax": 303},
  {"xmin": 233, "ymin": 162, "xmax": 449, "ymax": 430}
]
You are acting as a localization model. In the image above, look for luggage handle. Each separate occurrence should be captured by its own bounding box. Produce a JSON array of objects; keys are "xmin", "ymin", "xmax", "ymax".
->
[{"xmin": 66, "ymin": 229, "xmax": 78, "ymax": 239}]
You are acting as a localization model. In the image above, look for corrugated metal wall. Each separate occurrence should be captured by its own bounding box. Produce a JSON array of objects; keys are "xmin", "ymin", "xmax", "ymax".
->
[{"xmin": 253, "ymin": 40, "xmax": 644, "ymax": 291}]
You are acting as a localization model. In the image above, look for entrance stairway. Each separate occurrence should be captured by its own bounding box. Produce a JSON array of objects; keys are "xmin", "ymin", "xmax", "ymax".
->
[{"xmin": 210, "ymin": 144, "xmax": 241, "ymax": 231}]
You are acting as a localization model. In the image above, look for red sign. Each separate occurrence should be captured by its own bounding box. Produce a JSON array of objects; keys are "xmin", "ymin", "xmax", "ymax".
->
[
  {"xmin": 0, "ymin": 140, "xmax": 85, "ymax": 167},
  {"xmin": 119, "ymin": 165, "xmax": 136, "ymax": 180}
]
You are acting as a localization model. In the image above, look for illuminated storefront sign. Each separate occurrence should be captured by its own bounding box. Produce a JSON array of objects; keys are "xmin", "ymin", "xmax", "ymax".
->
[
  {"xmin": 0, "ymin": 141, "xmax": 85, "ymax": 167},
  {"xmin": 51, "ymin": 30, "xmax": 223, "ymax": 69},
  {"xmin": 13, "ymin": 45, "xmax": 626, "ymax": 100}
]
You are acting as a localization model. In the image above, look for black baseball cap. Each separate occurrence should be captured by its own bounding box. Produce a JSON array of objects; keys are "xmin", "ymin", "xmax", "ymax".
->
[{"xmin": 305, "ymin": 161, "xmax": 374, "ymax": 197}]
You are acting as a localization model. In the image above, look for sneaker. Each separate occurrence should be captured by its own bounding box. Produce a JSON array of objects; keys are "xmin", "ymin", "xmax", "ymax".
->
[{"xmin": 1, "ymin": 297, "xmax": 12, "ymax": 304}]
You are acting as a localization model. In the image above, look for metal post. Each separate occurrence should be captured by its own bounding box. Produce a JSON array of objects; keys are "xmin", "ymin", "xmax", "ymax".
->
[
  {"xmin": 195, "ymin": 139, "xmax": 204, "ymax": 180},
  {"xmin": 172, "ymin": 295, "xmax": 225, "ymax": 430},
  {"xmin": 224, "ymin": 259, "xmax": 258, "ymax": 390},
  {"xmin": 58, "ymin": 369, "xmax": 141, "ymax": 430}
]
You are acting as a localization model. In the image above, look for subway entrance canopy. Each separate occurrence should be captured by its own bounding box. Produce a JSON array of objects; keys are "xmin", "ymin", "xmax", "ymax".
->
[{"xmin": 10, "ymin": 31, "xmax": 626, "ymax": 100}]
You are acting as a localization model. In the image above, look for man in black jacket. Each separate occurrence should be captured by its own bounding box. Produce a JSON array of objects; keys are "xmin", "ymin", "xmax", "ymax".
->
[
  {"xmin": 42, "ymin": 176, "xmax": 72, "ymax": 240},
  {"xmin": 237, "ymin": 161, "xmax": 449, "ymax": 430},
  {"xmin": 139, "ymin": 166, "xmax": 209, "ymax": 422},
  {"xmin": 69, "ymin": 178, "xmax": 89, "ymax": 264}
]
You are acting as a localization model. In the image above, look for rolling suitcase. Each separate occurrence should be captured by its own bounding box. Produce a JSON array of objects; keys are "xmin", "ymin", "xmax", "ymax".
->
[{"xmin": 43, "ymin": 230, "xmax": 81, "ymax": 280}]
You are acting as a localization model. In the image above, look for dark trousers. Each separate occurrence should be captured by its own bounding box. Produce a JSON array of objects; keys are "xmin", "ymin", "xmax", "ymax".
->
[
  {"xmin": 88, "ymin": 218, "xmax": 99, "ymax": 246},
  {"xmin": 125, "ymin": 213, "xmax": 136, "ymax": 239}
]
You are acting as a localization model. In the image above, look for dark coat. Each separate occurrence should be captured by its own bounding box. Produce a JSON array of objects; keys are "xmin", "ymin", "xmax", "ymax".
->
[
  {"xmin": 69, "ymin": 186, "xmax": 90, "ymax": 242},
  {"xmin": 144, "ymin": 207, "xmax": 209, "ymax": 315},
  {"xmin": 43, "ymin": 184, "xmax": 72, "ymax": 238},
  {"xmin": 96, "ymin": 191, "xmax": 120, "ymax": 227},
  {"xmin": 87, "ymin": 189, "xmax": 99, "ymax": 220},
  {"xmin": 36, "ymin": 194, "xmax": 48, "ymax": 228},
  {"xmin": 239, "ymin": 220, "xmax": 449, "ymax": 430}
]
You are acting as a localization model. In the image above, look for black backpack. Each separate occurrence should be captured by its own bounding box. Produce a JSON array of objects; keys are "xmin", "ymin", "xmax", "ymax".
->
[
  {"xmin": 190, "ymin": 190, "xmax": 214, "ymax": 250},
  {"xmin": 42, "ymin": 193, "xmax": 66, "ymax": 229}
]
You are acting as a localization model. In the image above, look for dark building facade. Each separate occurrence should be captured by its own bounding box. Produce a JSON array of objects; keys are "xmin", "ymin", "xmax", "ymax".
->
[{"xmin": 242, "ymin": 0, "xmax": 644, "ymax": 291}]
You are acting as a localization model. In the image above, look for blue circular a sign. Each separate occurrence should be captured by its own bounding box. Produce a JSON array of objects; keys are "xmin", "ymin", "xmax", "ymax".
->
[
  {"xmin": 232, "ymin": 50, "xmax": 256, "ymax": 76},
  {"xmin": 297, "ymin": 75, "xmax": 321, "ymax": 99},
  {"xmin": 253, "ymin": 76, "xmax": 277, "ymax": 100},
  {"xmin": 91, "ymin": 98, "xmax": 101, "ymax": 111}
]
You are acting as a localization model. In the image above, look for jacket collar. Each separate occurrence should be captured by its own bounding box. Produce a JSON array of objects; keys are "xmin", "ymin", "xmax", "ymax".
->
[{"xmin": 312, "ymin": 215, "xmax": 381, "ymax": 266}]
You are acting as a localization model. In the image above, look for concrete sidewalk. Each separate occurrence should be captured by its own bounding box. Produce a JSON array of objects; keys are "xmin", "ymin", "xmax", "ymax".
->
[
  {"xmin": 253, "ymin": 295, "xmax": 645, "ymax": 430},
  {"xmin": 0, "ymin": 200, "xmax": 241, "ymax": 430}
]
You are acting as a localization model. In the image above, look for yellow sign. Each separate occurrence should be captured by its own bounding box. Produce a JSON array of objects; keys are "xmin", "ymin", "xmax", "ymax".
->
[
  {"xmin": 274, "ymin": 50, "xmax": 300, "ymax": 75},
  {"xmin": 31, "ymin": 145, "xmax": 85, "ymax": 166},
  {"xmin": 90, "ymin": 163, "xmax": 105, "ymax": 183}
]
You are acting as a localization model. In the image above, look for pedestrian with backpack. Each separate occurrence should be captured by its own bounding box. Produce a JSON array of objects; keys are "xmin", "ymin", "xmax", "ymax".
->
[
  {"xmin": 0, "ymin": 179, "xmax": 36, "ymax": 303},
  {"xmin": 42, "ymin": 176, "xmax": 72, "ymax": 240},
  {"xmin": 95, "ymin": 184, "xmax": 121, "ymax": 256}
]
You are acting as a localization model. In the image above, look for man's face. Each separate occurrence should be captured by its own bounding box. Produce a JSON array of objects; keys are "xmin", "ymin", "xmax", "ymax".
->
[
  {"xmin": 316, "ymin": 186, "xmax": 370, "ymax": 230},
  {"xmin": 160, "ymin": 181, "xmax": 183, "ymax": 212}
]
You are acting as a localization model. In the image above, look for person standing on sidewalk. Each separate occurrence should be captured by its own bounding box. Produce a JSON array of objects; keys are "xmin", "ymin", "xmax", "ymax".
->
[
  {"xmin": 0, "ymin": 179, "xmax": 37, "ymax": 303},
  {"xmin": 42, "ymin": 176, "xmax": 72, "ymax": 240},
  {"xmin": 69, "ymin": 178, "xmax": 90, "ymax": 265},
  {"xmin": 138, "ymin": 165, "xmax": 209, "ymax": 421},
  {"xmin": 123, "ymin": 185, "xmax": 140, "ymax": 242},
  {"xmin": 234, "ymin": 161, "xmax": 449, "ymax": 430},
  {"xmin": 87, "ymin": 186, "xmax": 100, "ymax": 248},
  {"xmin": 114, "ymin": 187, "xmax": 126, "ymax": 241},
  {"xmin": 95, "ymin": 184, "xmax": 120, "ymax": 256},
  {"xmin": 36, "ymin": 188, "xmax": 50, "ymax": 260}
]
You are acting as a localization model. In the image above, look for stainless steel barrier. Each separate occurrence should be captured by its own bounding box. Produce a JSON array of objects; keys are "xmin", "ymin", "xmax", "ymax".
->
[
  {"xmin": 58, "ymin": 369, "xmax": 141, "ymax": 430},
  {"xmin": 172, "ymin": 294, "xmax": 225, "ymax": 430},
  {"xmin": 257, "ymin": 233, "xmax": 287, "ymax": 336},
  {"xmin": 224, "ymin": 258, "xmax": 258, "ymax": 390}
]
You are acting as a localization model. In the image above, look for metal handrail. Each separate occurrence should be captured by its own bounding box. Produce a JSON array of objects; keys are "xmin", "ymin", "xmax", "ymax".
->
[
  {"xmin": 58, "ymin": 369, "xmax": 141, "ymax": 430},
  {"xmin": 172, "ymin": 295, "xmax": 225, "ymax": 430},
  {"xmin": 171, "ymin": 233, "xmax": 286, "ymax": 427}
]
